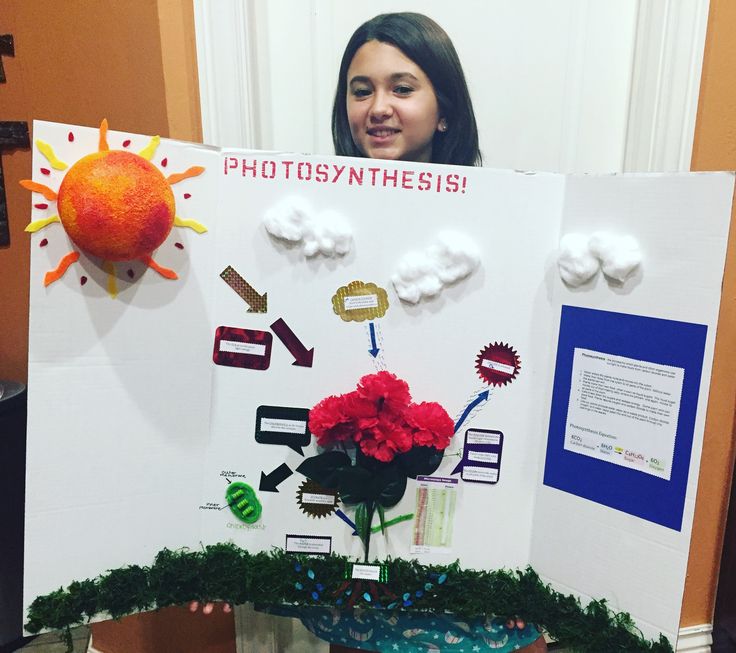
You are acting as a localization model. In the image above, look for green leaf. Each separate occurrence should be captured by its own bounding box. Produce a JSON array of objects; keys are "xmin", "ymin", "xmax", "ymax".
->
[
  {"xmin": 337, "ymin": 466, "xmax": 374, "ymax": 504},
  {"xmin": 296, "ymin": 451, "xmax": 351, "ymax": 488},
  {"xmin": 396, "ymin": 446, "xmax": 443, "ymax": 478},
  {"xmin": 376, "ymin": 504, "xmax": 386, "ymax": 534},
  {"xmin": 377, "ymin": 473, "xmax": 407, "ymax": 508}
]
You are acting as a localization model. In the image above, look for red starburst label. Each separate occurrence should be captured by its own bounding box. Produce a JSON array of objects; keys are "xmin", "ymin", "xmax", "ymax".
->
[{"xmin": 475, "ymin": 342, "xmax": 521, "ymax": 386}]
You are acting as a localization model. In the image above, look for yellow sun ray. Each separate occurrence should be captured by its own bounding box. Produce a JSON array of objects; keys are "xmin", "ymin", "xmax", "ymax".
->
[
  {"xmin": 98, "ymin": 119, "xmax": 109, "ymax": 152},
  {"xmin": 167, "ymin": 166, "xmax": 205, "ymax": 185},
  {"xmin": 36, "ymin": 140, "xmax": 68, "ymax": 170},
  {"xmin": 140, "ymin": 255, "xmax": 178, "ymax": 280},
  {"xmin": 138, "ymin": 135, "xmax": 161, "ymax": 161},
  {"xmin": 43, "ymin": 251, "xmax": 80, "ymax": 287},
  {"xmin": 173, "ymin": 216, "xmax": 207, "ymax": 233},
  {"xmin": 25, "ymin": 215, "xmax": 60, "ymax": 232},
  {"xmin": 19, "ymin": 180, "xmax": 58, "ymax": 201},
  {"xmin": 102, "ymin": 260, "xmax": 118, "ymax": 299}
]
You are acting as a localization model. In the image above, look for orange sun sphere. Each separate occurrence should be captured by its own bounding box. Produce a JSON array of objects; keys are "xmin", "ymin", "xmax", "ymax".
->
[{"xmin": 57, "ymin": 150, "xmax": 175, "ymax": 261}]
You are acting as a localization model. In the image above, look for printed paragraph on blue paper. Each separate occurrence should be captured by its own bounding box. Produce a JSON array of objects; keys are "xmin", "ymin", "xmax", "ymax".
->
[{"xmin": 223, "ymin": 156, "xmax": 469, "ymax": 194}]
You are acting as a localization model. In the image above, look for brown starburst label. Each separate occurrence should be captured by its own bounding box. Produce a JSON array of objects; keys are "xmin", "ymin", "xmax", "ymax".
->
[
  {"xmin": 475, "ymin": 342, "xmax": 521, "ymax": 386},
  {"xmin": 296, "ymin": 479, "xmax": 339, "ymax": 518}
]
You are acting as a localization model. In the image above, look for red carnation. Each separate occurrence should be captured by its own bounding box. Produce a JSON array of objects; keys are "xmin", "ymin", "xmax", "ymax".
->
[
  {"xmin": 308, "ymin": 394, "xmax": 355, "ymax": 447},
  {"xmin": 405, "ymin": 401, "xmax": 454, "ymax": 450},
  {"xmin": 355, "ymin": 413, "xmax": 414, "ymax": 462},
  {"xmin": 356, "ymin": 371, "xmax": 411, "ymax": 415}
]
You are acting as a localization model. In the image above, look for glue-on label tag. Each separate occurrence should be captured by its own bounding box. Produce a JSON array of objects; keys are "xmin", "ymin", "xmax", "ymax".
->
[
  {"xmin": 255, "ymin": 406, "xmax": 311, "ymax": 453},
  {"xmin": 285, "ymin": 534, "xmax": 332, "ymax": 555},
  {"xmin": 351, "ymin": 564, "xmax": 382, "ymax": 581},
  {"xmin": 213, "ymin": 326, "xmax": 272, "ymax": 370}
]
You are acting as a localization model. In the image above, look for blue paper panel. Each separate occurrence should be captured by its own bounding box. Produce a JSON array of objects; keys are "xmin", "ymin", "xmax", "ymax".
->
[{"xmin": 543, "ymin": 305, "xmax": 707, "ymax": 530}]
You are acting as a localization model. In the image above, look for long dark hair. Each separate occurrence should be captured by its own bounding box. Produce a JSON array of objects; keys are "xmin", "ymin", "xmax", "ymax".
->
[{"xmin": 332, "ymin": 12, "xmax": 482, "ymax": 167}]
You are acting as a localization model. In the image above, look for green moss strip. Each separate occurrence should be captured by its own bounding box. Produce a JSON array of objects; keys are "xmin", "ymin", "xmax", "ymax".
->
[{"xmin": 26, "ymin": 542, "xmax": 673, "ymax": 653}]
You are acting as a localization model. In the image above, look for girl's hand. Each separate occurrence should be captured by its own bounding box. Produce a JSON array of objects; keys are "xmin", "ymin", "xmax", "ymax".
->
[{"xmin": 188, "ymin": 601, "xmax": 232, "ymax": 615}]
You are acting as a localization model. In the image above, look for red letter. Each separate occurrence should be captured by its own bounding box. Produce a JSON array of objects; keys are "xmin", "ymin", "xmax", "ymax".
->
[
  {"xmin": 332, "ymin": 165, "xmax": 346, "ymax": 182},
  {"xmin": 297, "ymin": 162, "xmax": 312, "ymax": 181},
  {"xmin": 368, "ymin": 167, "xmax": 381, "ymax": 185},
  {"xmin": 282, "ymin": 161, "xmax": 294, "ymax": 179},
  {"xmin": 418, "ymin": 172, "xmax": 432, "ymax": 191},
  {"xmin": 349, "ymin": 167, "xmax": 364, "ymax": 186},
  {"xmin": 242, "ymin": 159, "xmax": 257, "ymax": 177},
  {"xmin": 315, "ymin": 163, "xmax": 329, "ymax": 182},
  {"xmin": 262, "ymin": 161, "xmax": 276, "ymax": 179},
  {"xmin": 401, "ymin": 170, "xmax": 415, "ymax": 190},
  {"xmin": 446, "ymin": 173, "xmax": 459, "ymax": 193}
]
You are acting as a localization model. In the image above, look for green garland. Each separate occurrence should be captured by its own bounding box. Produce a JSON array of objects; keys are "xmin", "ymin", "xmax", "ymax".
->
[{"xmin": 26, "ymin": 542, "xmax": 673, "ymax": 653}]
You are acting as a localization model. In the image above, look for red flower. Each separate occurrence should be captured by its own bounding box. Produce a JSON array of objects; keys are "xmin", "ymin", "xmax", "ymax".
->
[
  {"xmin": 405, "ymin": 401, "xmax": 454, "ymax": 450},
  {"xmin": 356, "ymin": 371, "xmax": 411, "ymax": 415},
  {"xmin": 308, "ymin": 394, "xmax": 355, "ymax": 447},
  {"xmin": 355, "ymin": 413, "xmax": 413, "ymax": 462}
]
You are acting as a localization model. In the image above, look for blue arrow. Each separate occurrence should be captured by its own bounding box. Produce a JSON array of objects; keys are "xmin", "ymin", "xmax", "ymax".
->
[
  {"xmin": 368, "ymin": 322, "xmax": 380, "ymax": 358},
  {"xmin": 335, "ymin": 508, "xmax": 358, "ymax": 535},
  {"xmin": 454, "ymin": 390, "xmax": 490, "ymax": 433}
]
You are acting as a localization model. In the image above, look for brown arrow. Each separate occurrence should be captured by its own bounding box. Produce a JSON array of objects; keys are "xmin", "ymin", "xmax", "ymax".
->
[{"xmin": 220, "ymin": 265, "xmax": 267, "ymax": 313}]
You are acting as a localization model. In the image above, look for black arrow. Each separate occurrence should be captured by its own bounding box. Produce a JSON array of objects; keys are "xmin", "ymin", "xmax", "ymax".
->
[{"xmin": 259, "ymin": 463, "xmax": 293, "ymax": 492}]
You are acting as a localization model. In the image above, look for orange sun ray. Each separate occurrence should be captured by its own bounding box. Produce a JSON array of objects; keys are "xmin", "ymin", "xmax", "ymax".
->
[
  {"xmin": 43, "ymin": 251, "xmax": 80, "ymax": 287},
  {"xmin": 167, "ymin": 166, "xmax": 205, "ymax": 185},
  {"xmin": 19, "ymin": 180, "xmax": 58, "ymax": 201},
  {"xmin": 139, "ymin": 255, "xmax": 178, "ymax": 280},
  {"xmin": 25, "ymin": 215, "xmax": 60, "ymax": 233},
  {"xmin": 98, "ymin": 119, "xmax": 109, "ymax": 152}
]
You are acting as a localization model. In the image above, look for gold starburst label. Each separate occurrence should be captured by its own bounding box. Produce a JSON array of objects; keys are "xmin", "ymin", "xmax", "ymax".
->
[{"xmin": 332, "ymin": 280, "xmax": 389, "ymax": 322}]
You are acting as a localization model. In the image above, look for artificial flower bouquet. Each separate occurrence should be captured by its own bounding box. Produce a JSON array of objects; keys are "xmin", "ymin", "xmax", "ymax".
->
[{"xmin": 297, "ymin": 371, "xmax": 454, "ymax": 560}]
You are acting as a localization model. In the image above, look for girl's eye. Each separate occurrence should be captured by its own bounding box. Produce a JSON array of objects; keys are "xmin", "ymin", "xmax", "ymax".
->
[
  {"xmin": 394, "ymin": 85, "xmax": 414, "ymax": 95},
  {"xmin": 351, "ymin": 87, "xmax": 372, "ymax": 98}
]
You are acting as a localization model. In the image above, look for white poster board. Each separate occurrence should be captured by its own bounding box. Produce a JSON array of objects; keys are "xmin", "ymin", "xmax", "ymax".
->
[{"xmin": 23, "ymin": 121, "xmax": 734, "ymax": 646}]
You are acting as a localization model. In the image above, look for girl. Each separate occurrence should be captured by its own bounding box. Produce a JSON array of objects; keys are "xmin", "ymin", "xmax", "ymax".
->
[{"xmin": 332, "ymin": 12, "xmax": 482, "ymax": 166}]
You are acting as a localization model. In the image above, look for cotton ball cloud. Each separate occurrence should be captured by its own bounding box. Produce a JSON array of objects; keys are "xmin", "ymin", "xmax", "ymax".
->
[
  {"xmin": 557, "ymin": 233, "xmax": 600, "ymax": 287},
  {"xmin": 588, "ymin": 231, "xmax": 642, "ymax": 283},
  {"xmin": 392, "ymin": 231, "xmax": 481, "ymax": 304},
  {"xmin": 263, "ymin": 197, "xmax": 352, "ymax": 257}
]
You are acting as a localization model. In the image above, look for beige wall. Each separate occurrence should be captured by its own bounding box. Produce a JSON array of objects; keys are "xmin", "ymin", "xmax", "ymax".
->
[{"xmin": 681, "ymin": 0, "xmax": 736, "ymax": 626}]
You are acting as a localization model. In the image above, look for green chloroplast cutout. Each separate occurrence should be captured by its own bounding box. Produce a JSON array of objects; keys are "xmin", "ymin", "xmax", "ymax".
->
[{"xmin": 226, "ymin": 482, "xmax": 262, "ymax": 523}]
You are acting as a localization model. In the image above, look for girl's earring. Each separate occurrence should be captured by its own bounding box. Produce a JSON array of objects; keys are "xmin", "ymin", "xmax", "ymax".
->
[{"xmin": 438, "ymin": 119, "xmax": 448, "ymax": 133}]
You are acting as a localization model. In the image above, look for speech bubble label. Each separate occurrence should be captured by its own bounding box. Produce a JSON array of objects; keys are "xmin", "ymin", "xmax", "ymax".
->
[
  {"xmin": 452, "ymin": 428, "xmax": 504, "ymax": 484},
  {"xmin": 255, "ymin": 405, "xmax": 311, "ymax": 455}
]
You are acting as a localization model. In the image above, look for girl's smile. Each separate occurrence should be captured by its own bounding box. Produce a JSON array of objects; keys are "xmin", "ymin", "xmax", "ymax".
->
[{"xmin": 346, "ymin": 41, "xmax": 442, "ymax": 163}]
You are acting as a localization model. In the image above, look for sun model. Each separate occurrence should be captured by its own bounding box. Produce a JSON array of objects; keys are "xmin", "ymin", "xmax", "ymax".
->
[{"xmin": 21, "ymin": 119, "xmax": 206, "ymax": 297}]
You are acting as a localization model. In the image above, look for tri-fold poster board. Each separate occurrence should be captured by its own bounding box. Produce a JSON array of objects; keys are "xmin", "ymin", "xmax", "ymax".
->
[{"xmin": 23, "ymin": 120, "xmax": 736, "ymax": 645}]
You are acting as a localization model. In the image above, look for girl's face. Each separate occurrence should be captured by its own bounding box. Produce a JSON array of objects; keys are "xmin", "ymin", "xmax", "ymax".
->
[{"xmin": 346, "ymin": 40, "xmax": 442, "ymax": 163}]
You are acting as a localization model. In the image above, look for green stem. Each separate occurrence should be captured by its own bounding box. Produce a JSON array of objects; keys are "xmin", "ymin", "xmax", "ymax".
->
[
  {"xmin": 370, "ymin": 512, "xmax": 414, "ymax": 534},
  {"xmin": 363, "ymin": 500, "xmax": 375, "ymax": 563}
]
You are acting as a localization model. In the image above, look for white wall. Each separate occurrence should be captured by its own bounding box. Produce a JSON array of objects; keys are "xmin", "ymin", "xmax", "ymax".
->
[{"xmin": 193, "ymin": 0, "xmax": 708, "ymax": 173}]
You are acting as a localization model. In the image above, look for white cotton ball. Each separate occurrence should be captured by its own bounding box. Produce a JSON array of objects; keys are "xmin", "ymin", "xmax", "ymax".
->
[
  {"xmin": 263, "ymin": 197, "xmax": 312, "ymax": 242},
  {"xmin": 302, "ymin": 238, "xmax": 319, "ymax": 257},
  {"xmin": 428, "ymin": 231, "xmax": 481, "ymax": 284},
  {"xmin": 263, "ymin": 201, "xmax": 354, "ymax": 258},
  {"xmin": 315, "ymin": 210, "xmax": 352, "ymax": 257},
  {"xmin": 391, "ymin": 231, "xmax": 483, "ymax": 304},
  {"xmin": 396, "ymin": 250, "xmax": 437, "ymax": 282},
  {"xmin": 589, "ymin": 232, "xmax": 642, "ymax": 283},
  {"xmin": 417, "ymin": 273, "xmax": 443, "ymax": 297},
  {"xmin": 557, "ymin": 233, "xmax": 600, "ymax": 287}
]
